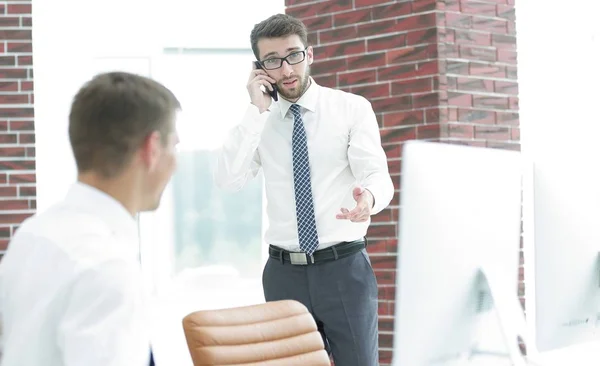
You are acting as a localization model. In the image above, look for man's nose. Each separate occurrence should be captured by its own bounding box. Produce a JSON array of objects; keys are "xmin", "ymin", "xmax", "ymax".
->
[{"xmin": 281, "ymin": 61, "xmax": 293, "ymax": 77}]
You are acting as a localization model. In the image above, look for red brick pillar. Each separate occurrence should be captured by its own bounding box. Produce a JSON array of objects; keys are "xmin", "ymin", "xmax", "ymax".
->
[
  {"xmin": 285, "ymin": 0, "xmax": 519, "ymax": 364},
  {"xmin": 0, "ymin": 0, "xmax": 36, "ymax": 257}
]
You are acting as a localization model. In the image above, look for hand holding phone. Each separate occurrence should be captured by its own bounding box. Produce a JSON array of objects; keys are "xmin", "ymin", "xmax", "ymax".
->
[
  {"xmin": 254, "ymin": 61, "xmax": 278, "ymax": 102},
  {"xmin": 247, "ymin": 61, "xmax": 278, "ymax": 113}
]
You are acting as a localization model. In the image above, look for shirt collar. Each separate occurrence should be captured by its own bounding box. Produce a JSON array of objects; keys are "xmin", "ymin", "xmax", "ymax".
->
[
  {"xmin": 64, "ymin": 182, "xmax": 138, "ymax": 240},
  {"xmin": 278, "ymin": 77, "xmax": 319, "ymax": 118}
]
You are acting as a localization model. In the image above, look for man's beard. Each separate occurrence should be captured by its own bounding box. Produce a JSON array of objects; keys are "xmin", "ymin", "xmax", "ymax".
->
[{"xmin": 277, "ymin": 68, "xmax": 310, "ymax": 101}]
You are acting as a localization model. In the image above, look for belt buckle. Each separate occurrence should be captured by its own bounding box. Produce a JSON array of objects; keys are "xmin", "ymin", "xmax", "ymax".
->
[{"xmin": 289, "ymin": 252, "xmax": 308, "ymax": 265}]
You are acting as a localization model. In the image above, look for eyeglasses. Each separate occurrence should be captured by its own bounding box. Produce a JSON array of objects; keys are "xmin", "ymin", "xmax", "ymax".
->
[{"xmin": 258, "ymin": 48, "xmax": 308, "ymax": 70}]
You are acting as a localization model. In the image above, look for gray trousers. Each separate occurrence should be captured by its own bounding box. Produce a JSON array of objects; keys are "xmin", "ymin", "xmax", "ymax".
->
[{"xmin": 262, "ymin": 248, "xmax": 379, "ymax": 366}]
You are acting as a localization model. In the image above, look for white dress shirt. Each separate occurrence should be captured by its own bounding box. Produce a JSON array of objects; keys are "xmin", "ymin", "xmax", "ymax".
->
[
  {"xmin": 0, "ymin": 182, "xmax": 151, "ymax": 366},
  {"xmin": 215, "ymin": 78, "xmax": 394, "ymax": 251}
]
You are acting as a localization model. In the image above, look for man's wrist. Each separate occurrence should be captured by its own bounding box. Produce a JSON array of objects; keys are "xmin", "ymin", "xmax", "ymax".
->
[{"xmin": 364, "ymin": 188, "xmax": 375, "ymax": 209}]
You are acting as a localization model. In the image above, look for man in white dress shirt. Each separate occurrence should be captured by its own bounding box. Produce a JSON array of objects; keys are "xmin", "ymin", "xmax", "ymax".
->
[
  {"xmin": 0, "ymin": 72, "xmax": 180, "ymax": 366},
  {"xmin": 214, "ymin": 13, "xmax": 394, "ymax": 366}
]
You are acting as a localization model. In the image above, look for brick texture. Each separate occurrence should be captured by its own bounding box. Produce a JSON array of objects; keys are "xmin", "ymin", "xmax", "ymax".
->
[
  {"xmin": 0, "ymin": 0, "xmax": 36, "ymax": 258},
  {"xmin": 285, "ymin": 0, "xmax": 519, "ymax": 364}
]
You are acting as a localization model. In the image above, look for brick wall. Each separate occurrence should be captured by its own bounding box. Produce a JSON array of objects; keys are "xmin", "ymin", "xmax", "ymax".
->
[
  {"xmin": 0, "ymin": 0, "xmax": 36, "ymax": 258},
  {"xmin": 285, "ymin": 0, "xmax": 519, "ymax": 364}
]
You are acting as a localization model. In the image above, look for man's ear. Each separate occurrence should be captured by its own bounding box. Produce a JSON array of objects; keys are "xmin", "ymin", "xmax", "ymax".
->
[
  {"xmin": 307, "ymin": 46, "xmax": 314, "ymax": 66},
  {"xmin": 140, "ymin": 131, "xmax": 161, "ymax": 172}
]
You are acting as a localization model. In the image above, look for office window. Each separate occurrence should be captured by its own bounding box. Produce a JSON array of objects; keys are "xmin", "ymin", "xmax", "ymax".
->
[{"xmin": 142, "ymin": 49, "xmax": 269, "ymax": 365}]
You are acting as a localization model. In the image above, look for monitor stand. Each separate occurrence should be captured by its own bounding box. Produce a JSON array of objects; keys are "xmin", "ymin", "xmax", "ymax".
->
[{"xmin": 431, "ymin": 264, "xmax": 532, "ymax": 366}]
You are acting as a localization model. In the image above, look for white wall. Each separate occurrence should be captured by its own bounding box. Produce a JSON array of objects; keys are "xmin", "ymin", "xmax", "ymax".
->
[
  {"xmin": 32, "ymin": 0, "xmax": 162, "ymax": 212},
  {"xmin": 32, "ymin": 0, "xmax": 287, "ymax": 211},
  {"xmin": 517, "ymin": 1, "xmax": 600, "ymax": 364}
]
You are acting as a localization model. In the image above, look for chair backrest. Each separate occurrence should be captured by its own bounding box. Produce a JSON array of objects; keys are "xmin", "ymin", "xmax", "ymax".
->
[{"xmin": 182, "ymin": 300, "xmax": 331, "ymax": 365}]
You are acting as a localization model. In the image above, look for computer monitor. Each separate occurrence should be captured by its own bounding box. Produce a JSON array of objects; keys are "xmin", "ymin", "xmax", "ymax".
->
[
  {"xmin": 532, "ymin": 157, "xmax": 600, "ymax": 353},
  {"xmin": 392, "ymin": 141, "xmax": 526, "ymax": 366}
]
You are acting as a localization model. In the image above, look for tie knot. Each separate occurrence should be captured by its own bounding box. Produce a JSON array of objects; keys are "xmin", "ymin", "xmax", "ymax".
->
[{"xmin": 290, "ymin": 104, "xmax": 301, "ymax": 117}]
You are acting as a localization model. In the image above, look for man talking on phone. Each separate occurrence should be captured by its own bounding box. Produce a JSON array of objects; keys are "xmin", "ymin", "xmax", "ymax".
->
[{"xmin": 214, "ymin": 13, "xmax": 393, "ymax": 366}]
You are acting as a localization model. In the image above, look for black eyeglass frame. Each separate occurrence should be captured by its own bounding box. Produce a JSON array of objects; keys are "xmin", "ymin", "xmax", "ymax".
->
[{"xmin": 257, "ymin": 47, "xmax": 309, "ymax": 70}]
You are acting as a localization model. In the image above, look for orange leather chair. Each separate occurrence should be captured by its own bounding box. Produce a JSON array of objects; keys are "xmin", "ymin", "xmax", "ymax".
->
[{"xmin": 182, "ymin": 300, "xmax": 331, "ymax": 365}]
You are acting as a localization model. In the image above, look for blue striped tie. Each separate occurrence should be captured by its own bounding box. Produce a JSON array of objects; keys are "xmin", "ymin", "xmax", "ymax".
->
[{"xmin": 290, "ymin": 104, "xmax": 319, "ymax": 255}]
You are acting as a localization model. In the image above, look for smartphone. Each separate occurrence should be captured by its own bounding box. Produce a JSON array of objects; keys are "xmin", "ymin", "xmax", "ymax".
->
[{"xmin": 254, "ymin": 61, "xmax": 278, "ymax": 101}]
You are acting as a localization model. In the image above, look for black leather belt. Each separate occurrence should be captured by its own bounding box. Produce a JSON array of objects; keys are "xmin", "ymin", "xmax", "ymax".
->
[{"xmin": 269, "ymin": 238, "xmax": 366, "ymax": 265}]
